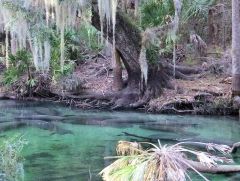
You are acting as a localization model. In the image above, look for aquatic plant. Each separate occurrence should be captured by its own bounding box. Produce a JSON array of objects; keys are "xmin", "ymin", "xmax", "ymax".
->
[
  {"xmin": 0, "ymin": 136, "xmax": 27, "ymax": 181},
  {"xmin": 100, "ymin": 140, "xmax": 234, "ymax": 181}
]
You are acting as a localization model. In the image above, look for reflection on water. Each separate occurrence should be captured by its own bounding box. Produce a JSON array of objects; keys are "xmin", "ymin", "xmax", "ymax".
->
[{"xmin": 0, "ymin": 100, "xmax": 239, "ymax": 181}]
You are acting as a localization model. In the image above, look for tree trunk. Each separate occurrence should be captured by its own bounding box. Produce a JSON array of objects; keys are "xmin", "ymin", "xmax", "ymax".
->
[
  {"xmin": 92, "ymin": 0, "xmax": 172, "ymax": 108},
  {"xmin": 208, "ymin": 8, "xmax": 215, "ymax": 44},
  {"xmin": 0, "ymin": 33, "xmax": 5, "ymax": 57},
  {"xmin": 232, "ymin": 0, "xmax": 240, "ymax": 96},
  {"xmin": 0, "ymin": 33, "xmax": 5, "ymax": 42},
  {"xmin": 5, "ymin": 30, "xmax": 9, "ymax": 69},
  {"xmin": 113, "ymin": 49, "xmax": 124, "ymax": 91}
]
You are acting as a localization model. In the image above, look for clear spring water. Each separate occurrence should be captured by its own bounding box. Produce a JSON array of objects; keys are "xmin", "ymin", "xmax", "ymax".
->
[{"xmin": 0, "ymin": 100, "xmax": 239, "ymax": 181}]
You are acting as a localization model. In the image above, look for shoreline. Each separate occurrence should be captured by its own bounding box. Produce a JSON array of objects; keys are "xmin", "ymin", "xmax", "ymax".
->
[{"xmin": 0, "ymin": 92, "xmax": 238, "ymax": 117}]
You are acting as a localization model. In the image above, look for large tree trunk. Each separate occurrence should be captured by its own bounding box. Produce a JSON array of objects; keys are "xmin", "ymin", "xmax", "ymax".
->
[
  {"xmin": 113, "ymin": 49, "xmax": 124, "ymax": 91},
  {"xmin": 91, "ymin": 1, "xmax": 172, "ymax": 108},
  {"xmin": 0, "ymin": 33, "xmax": 5, "ymax": 42},
  {"xmin": 232, "ymin": 0, "xmax": 240, "ymax": 96},
  {"xmin": 0, "ymin": 33, "xmax": 5, "ymax": 57}
]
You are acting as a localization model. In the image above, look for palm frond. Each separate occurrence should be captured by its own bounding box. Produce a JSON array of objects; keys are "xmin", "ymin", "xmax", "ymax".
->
[{"xmin": 100, "ymin": 140, "xmax": 234, "ymax": 181}]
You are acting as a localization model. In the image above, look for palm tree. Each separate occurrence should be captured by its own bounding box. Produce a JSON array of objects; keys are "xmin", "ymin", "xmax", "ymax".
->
[{"xmin": 232, "ymin": 0, "xmax": 240, "ymax": 96}]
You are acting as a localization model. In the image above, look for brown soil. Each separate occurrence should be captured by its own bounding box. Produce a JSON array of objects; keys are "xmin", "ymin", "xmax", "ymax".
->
[
  {"xmin": 148, "ymin": 76, "xmax": 232, "ymax": 112},
  {"xmin": 75, "ymin": 56, "xmax": 114, "ymax": 94}
]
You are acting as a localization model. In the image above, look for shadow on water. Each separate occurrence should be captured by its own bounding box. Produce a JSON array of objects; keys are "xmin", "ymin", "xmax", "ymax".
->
[{"xmin": 0, "ymin": 100, "xmax": 239, "ymax": 180}]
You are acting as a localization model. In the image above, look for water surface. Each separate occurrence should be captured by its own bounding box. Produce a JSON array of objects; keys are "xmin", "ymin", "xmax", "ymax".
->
[{"xmin": 0, "ymin": 100, "xmax": 239, "ymax": 180}]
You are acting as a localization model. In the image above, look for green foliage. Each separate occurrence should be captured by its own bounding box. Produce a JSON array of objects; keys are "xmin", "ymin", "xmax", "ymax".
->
[
  {"xmin": 49, "ymin": 24, "xmax": 103, "ymax": 79},
  {"xmin": 3, "ymin": 67, "xmax": 19, "ymax": 85},
  {"xmin": 141, "ymin": 0, "xmax": 175, "ymax": 29},
  {"xmin": 48, "ymin": 29, "xmax": 78, "ymax": 79},
  {"xmin": 140, "ymin": 0, "xmax": 215, "ymax": 62},
  {"xmin": 0, "ymin": 135, "xmax": 27, "ymax": 181},
  {"xmin": 181, "ymin": 0, "xmax": 216, "ymax": 22},
  {"xmin": 141, "ymin": 0, "xmax": 215, "ymax": 29},
  {"xmin": 78, "ymin": 23, "xmax": 103, "ymax": 52},
  {"xmin": 26, "ymin": 78, "xmax": 36, "ymax": 88},
  {"xmin": 3, "ymin": 50, "xmax": 32, "ymax": 85},
  {"xmin": 8, "ymin": 50, "xmax": 32, "ymax": 72},
  {"xmin": 146, "ymin": 45, "xmax": 159, "ymax": 65}
]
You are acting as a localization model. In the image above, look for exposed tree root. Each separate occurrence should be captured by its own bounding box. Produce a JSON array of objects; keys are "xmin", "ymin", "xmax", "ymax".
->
[{"xmin": 160, "ymin": 107, "xmax": 195, "ymax": 114}]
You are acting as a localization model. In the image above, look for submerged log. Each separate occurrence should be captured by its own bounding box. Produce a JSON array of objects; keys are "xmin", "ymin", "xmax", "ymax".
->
[
  {"xmin": 0, "ymin": 120, "xmax": 73, "ymax": 135},
  {"xmin": 15, "ymin": 115, "xmax": 65, "ymax": 121},
  {"xmin": 21, "ymin": 120, "xmax": 73, "ymax": 135},
  {"xmin": 0, "ymin": 122, "xmax": 25, "ymax": 132}
]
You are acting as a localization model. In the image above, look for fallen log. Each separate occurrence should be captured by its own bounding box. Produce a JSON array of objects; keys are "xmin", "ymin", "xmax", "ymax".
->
[
  {"xmin": 188, "ymin": 160, "xmax": 240, "ymax": 174},
  {"xmin": 164, "ymin": 63, "xmax": 203, "ymax": 75}
]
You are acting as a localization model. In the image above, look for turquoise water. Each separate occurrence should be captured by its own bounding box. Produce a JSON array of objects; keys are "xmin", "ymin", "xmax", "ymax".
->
[{"xmin": 0, "ymin": 100, "xmax": 239, "ymax": 180}]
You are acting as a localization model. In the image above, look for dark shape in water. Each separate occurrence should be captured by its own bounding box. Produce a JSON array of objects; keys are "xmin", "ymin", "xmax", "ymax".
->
[
  {"xmin": 26, "ymin": 152, "xmax": 54, "ymax": 161},
  {"xmin": 0, "ymin": 120, "xmax": 73, "ymax": 135},
  {"xmin": 15, "ymin": 115, "xmax": 65, "ymax": 121}
]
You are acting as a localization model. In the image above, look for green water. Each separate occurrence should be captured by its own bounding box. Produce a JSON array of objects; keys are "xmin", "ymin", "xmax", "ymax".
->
[{"xmin": 0, "ymin": 100, "xmax": 239, "ymax": 181}]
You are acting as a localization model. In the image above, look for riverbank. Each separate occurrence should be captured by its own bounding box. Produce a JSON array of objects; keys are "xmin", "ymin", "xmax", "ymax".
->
[
  {"xmin": 0, "ymin": 48, "xmax": 237, "ymax": 116},
  {"xmin": 0, "ymin": 75, "xmax": 237, "ymax": 116}
]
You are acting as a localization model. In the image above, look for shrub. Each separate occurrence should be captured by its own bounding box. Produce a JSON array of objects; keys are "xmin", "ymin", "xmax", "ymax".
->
[
  {"xmin": 0, "ymin": 136, "xmax": 27, "ymax": 181},
  {"xmin": 3, "ymin": 50, "xmax": 32, "ymax": 85}
]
